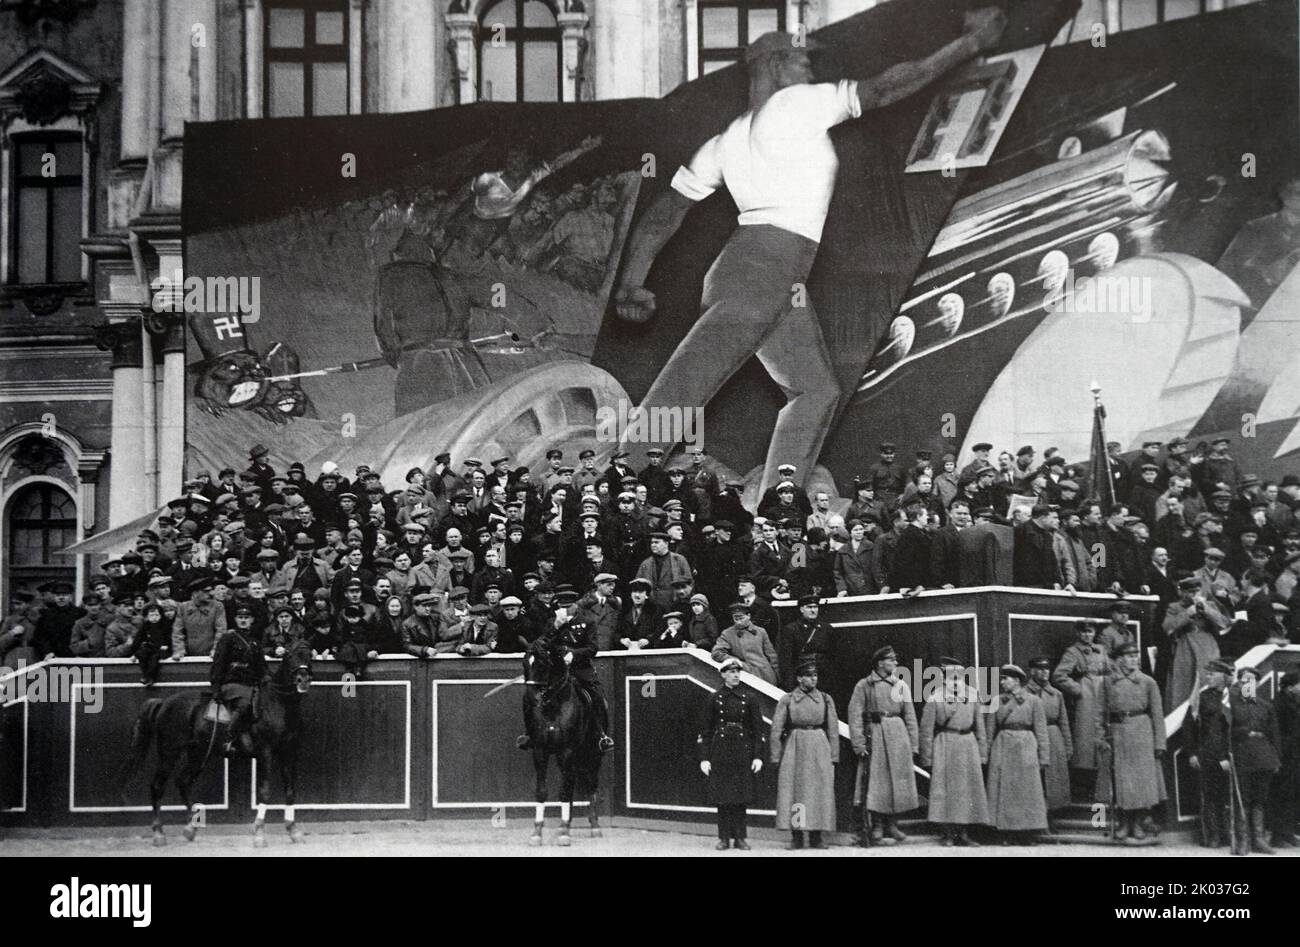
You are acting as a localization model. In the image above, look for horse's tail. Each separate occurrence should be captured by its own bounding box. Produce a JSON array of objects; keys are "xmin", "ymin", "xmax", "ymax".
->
[{"xmin": 118, "ymin": 697, "xmax": 165, "ymax": 799}]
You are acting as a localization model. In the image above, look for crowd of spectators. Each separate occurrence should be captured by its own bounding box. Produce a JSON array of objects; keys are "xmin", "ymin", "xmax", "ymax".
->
[{"xmin": 1, "ymin": 432, "xmax": 1295, "ymax": 698}]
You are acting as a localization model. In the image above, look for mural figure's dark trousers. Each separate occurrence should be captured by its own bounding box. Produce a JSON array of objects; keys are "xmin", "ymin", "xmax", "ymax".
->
[{"xmin": 627, "ymin": 224, "xmax": 839, "ymax": 497}]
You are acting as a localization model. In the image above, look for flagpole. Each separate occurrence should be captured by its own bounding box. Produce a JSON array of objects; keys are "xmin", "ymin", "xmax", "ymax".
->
[{"xmin": 1091, "ymin": 380, "xmax": 1115, "ymax": 507}]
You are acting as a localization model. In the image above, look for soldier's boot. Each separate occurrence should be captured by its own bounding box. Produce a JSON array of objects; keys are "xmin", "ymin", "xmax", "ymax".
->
[
  {"xmin": 954, "ymin": 826, "xmax": 980, "ymax": 847},
  {"xmin": 1127, "ymin": 812, "xmax": 1147, "ymax": 844},
  {"xmin": 1112, "ymin": 809, "xmax": 1130, "ymax": 841},
  {"xmin": 886, "ymin": 816, "xmax": 907, "ymax": 842},
  {"xmin": 940, "ymin": 825, "xmax": 955, "ymax": 847},
  {"xmin": 788, "ymin": 830, "xmax": 805, "ymax": 851},
  {"xmin": 870, "ymin": 817, "xmax": 887, "ymax": 846},
  {"xmin": 808, "ymin": 831, "xmax": 826, "ymax": 850},
  {"xmin": 1250, "ymin": 808, "xmax": 1275, "ymax": 855}
]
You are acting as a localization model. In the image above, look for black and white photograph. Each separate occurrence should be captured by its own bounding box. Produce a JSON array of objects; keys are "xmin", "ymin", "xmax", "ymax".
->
[{"xmin": 0, "ymin": 0, "xmax": 1297, "ymax": 917}]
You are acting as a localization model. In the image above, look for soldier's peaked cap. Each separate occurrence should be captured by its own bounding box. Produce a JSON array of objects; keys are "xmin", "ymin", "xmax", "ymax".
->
[
  {"xmin": 795, "ymin": 656, "xmax": 820, "ymax": 676},
  {"xmin": 872, "ymin": 646, "xmax": 896, "ymax": 665},
  {"xmin": 718, "ymin": 657, "xmax": 745, "ymax": 672}
]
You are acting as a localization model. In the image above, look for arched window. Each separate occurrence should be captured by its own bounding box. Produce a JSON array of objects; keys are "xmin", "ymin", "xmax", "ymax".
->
[
  {"xmin": 7, "ymin": 482, "xmax": 77, "ymax": 596},
  {"xmin": 478, "ymin": 0, "xmax": 561, "ymax": 102}
]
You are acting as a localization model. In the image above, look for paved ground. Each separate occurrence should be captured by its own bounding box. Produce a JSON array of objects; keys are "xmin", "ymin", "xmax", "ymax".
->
[{"xmin": 6, "ymin": 822, "xmax": 1298, "ymax": 857}]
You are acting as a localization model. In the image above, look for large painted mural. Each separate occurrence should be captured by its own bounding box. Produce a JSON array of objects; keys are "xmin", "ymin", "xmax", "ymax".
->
[{"xmin": 184, "ymin": 0, "xmax": 1298, "ymax": 498}]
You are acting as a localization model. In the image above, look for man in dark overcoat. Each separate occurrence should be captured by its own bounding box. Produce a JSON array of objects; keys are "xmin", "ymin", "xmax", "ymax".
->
[{"xmin": 697, "ymin": 657, "xmax": 766, "ymax": 849}]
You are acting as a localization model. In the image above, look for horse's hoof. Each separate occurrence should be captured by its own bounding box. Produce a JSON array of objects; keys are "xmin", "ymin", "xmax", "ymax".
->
[
  {"xmin": 152, "ymin": 833, "xmax": 167, "ymax": 848},
  {"xmin": 287, "ymin": 826, "xmax": 303, "ymax": 843},
  {"xmin": 253, "ymin": 834, "xmax": 268, "ymax": 849},
  {"xmin": 556, "ymin": 834, "xmax": 572, "ymax": 847},
  {"xmin": 590, "ymin": 828, "xmax": 603, "ymax": 839},
  {"xmin": 183, "ymin": 827, "xmax": 197, "ymax": 843},
  {"xmin": 528, "ymin": 834, "xmax": 542, "ymax": 847}
]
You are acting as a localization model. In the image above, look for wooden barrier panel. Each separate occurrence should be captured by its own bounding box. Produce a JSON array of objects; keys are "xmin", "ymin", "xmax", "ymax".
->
[{"xmin": 9, "ymin": 588, "xmax": 1241, "ymax": 836}]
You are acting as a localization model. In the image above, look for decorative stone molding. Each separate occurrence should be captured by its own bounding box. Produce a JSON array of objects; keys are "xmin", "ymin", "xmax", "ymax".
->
[
  {"xmin": 92, "ymin": 320, "xmax": 145, "ymax": 369},
  {"xmin": 0, "ymin": 47, "xmax": 104, "ymax": 129}
]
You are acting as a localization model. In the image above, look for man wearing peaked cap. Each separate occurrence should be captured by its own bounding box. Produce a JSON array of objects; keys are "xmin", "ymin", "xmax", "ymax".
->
[
  {"xmin": 1025, "ymin": 656, "xmax": 1073, "ymax": 824},
  {"xmin": 776, "ymin": 592, "xmax": 831, "ymax": 691},
  {"xmin": 848, "ymin": 643, "xmax": 919, "ymax": 845},
  {"xmin": 1098, "ymin": 637, "xmax": 1166, "ymax": 844},
  {"xmin": 919, "ymin": 653, "xmax": 990, "ymax": 847},
  {"xmin": 697, "ymin": 648, "xmax": 764, "ymax": 843},
  {"xmin": 1189, "ymin": 656, "xmax": 1236, "ymax": 849},
  {"xmin": 770, "ymin": 651, "xmax": 838, "ymax": 849},
  {"xmin": 986, "ymin": 661, "xmax": 1050, "ymax": 843}
]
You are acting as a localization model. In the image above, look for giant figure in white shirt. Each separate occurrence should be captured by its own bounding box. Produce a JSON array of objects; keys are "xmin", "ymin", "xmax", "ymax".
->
[{"xmin": 614, "ymin": 10, "xmax": 1008, "ymax": 500}]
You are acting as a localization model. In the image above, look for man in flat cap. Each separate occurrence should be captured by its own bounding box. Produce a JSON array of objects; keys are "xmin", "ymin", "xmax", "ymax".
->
[
  {"xmin": 33, "ymin": 581, "xmax": 85, "ymax": 659},
  {"xmin": 1097, "ymin": 641, "xmax": 1167, "ymax": 844},
  {"xmin": 575, "ymin": 572, "xmax": 622, "ymax": 651},
  {"xmin": 1162, "ymin": 576, "xmax": 1229, "ymax": 713},
  {"xmin": 698, "ymin": 656, "xmax": 765, "ymax": 849},
  {"xmin": 711, "ymin": 601, "xmax": 778, "ymax": 685},
  {"xmin": 847, "ymin": 646, "xmax": 919, "ymax": 845},
  {"xmin": 635, "ymin": 532, "xmax": 693, "ymax": 610},
  {"xmin": 612, "ymin": 10, "xmax": 1006, "ymax": 499}
]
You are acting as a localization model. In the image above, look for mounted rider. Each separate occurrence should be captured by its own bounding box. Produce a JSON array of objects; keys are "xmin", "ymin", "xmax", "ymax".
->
[
  {"xmin": 211, "ymin": 603, "xmax": 266, "ymax": 756},
  {"xmin": 518, "ymin": 589, "xmax": 615, "ymax": 753}
]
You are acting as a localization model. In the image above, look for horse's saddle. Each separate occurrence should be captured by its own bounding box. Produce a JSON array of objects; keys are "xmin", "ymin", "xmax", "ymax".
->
[{"xmin": 203, "ymin": 700, "xmax": 232, "ymax": 725}]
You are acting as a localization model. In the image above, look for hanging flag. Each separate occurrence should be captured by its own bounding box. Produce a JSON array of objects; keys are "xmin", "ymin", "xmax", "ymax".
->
[{"xmin": 1089, "ymin": 398, "xmax": 1116, "ymax": 508}]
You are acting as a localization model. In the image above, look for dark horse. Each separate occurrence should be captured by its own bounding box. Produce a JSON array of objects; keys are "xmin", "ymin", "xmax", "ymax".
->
[
  {"xmin": 121, "ymin": 639, "xmax": 313, "ymax": 847},
  {"xmin": 522, "ymin": 641, "xmax": 603, "ymax": 846}
]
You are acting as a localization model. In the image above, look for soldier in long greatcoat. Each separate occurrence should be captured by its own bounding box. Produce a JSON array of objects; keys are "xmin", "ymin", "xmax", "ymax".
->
[
  {"xmin": 1096, "ymin": 641, "xmax": 1167, "ymax": 844},
  {"xmin": 918, "ymin": 656, "xmax": 989, "ymax": 846},
  {"xmin": 697, "ymin": 657, "xmax": 766, "ymax": 850},
  {"xmin": 770, "ymin": 657, "xmax": 839, "ymax": 849},
  {"xmin": 1027, "ymin": 658, "xmax": 1073, "ymax": 821},
  {"xmin": 847, "ymin": 646, "xmax": 919, "ymax": 845},
  {"xmin": 987, "ymin": 664, "xmax": 1050, "ymax": 843},
  {"xmin": 1052, "ymin": 620, "xmax": 1108, "ymax": 797},
  {"xmin": 1162, "ymin": 577, "xmax": 1228, "ymax": 713}
]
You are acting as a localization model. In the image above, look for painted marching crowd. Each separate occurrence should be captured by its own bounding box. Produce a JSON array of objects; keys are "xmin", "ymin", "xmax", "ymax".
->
[{"xmin": 1, "ymin": 431, "xmax": 1297, "ymax": 851}]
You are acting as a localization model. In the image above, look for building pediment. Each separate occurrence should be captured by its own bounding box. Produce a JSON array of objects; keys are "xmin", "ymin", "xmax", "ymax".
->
[{"xmin": 0, "ymin": 46, "xmax": 103, "ymax": 127}]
